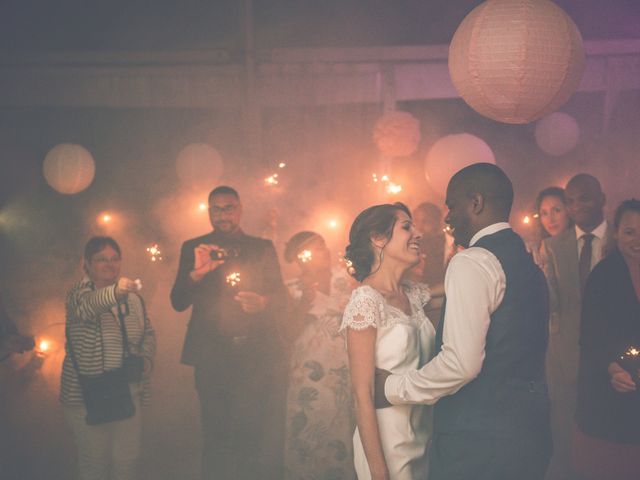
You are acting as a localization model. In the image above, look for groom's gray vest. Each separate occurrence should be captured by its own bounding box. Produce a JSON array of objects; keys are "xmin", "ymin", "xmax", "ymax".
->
[{"xmin": 434, "ymin": 228, "xmax": 550, "ymax": 435}]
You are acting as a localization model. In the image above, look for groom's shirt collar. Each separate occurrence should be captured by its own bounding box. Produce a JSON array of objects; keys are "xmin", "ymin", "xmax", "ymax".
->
[{"xmin": 469, "ymin": 222, "xmax": 511, "ymax": 247}]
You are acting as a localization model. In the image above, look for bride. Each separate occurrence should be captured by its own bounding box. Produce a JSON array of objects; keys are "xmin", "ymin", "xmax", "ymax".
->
[{"xmin": 340, "ymin": 202, "xmax": 436, "ymax": 480}]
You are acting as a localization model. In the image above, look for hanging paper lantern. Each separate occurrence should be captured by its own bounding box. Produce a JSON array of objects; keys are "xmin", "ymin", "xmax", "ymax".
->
[
  {"xmin": 448, "ymin": 0, "xmax": 585, "ymax": 124},
  {"xmin": 535, "ymin": 112, "xmax": 580, "ymax": 156},
  {"xmin": 175, "ymin": 143, "xmax": 224, "ymax": 189},
  {"xmin": 42, "ymin": 143, "xmax": 95, "ymax": 194},
  {"xmin": 424, "ymin": 134, "xmax": 496, "ymax": 198},
  {"xmin": 373, "ymin": 111, "xmax": 421, "ymax": 157}
]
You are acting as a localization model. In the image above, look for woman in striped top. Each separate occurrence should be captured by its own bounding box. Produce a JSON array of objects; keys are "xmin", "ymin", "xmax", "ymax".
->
[{"xmin": 60, "ymin": 236, "xmax": 156, "ymax": 480}]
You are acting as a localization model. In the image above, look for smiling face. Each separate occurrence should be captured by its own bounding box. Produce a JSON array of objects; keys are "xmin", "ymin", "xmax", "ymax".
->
[
  {"xmin": 565, "ymin": 180, "xmax": 605, "ymax": 231},
  {"xmin": 539, "ymin": 194, "xmax": 570, "ymax": 237},
  {"xmin": 380, "ymin": 210, "xmax": 422, "ymax": 268},
  {"xmin": 616, "ymin": 211, "xmax": 640, "ymax": 264},
  {"xmin": 85, "ymin": 245, "xmax": 121, "ymax": 288}
]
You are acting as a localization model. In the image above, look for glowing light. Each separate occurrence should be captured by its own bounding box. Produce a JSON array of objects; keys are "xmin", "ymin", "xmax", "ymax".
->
[
  {"xmin": 533, "ymin": 213, "xmax": 540, "ymax": 219},
  {"xmin": 381, "ymin": 175, "xmax": 389, "ymax": 182},
  {"xmin": 297, "ymin": 250, "xmax": 313, "ymax": 263},
  {"xmin": 523, "ymin": 215, "xmax": 531, "ymax": 225},
  {"xmin": 627, "ymin": 347, "xmax": 639, "ymax": 357},
  {"xmin": 386, "ymin": 182, "xmax": 403, "ymax": 195},
  {"xmin": 443, "ymin": 225, "xmax": 453, "ymax": 234},
  {"xmin": 265, "ymin": 173, "xmax": 279, "ymax": 186},
  {"xmin": 372, "ymin": 173, "xmax": 379, "ymax": 183},
  {"xmin": 328, "ymin": 219, "xmax": 338, "ymax": 229},
  {"xmin": 146, "ymin": 243, "xmax": 163, "ymax": 262},
  {"xmin": 226, "ymin": 272, "xmax": 241, "ymax": 287},
  {"xmin": 38, "ymin": 339, "xmax": 50, "ymax": 353},
  {"xmin": 99, "ymin": 213, "xmax": 112, "ymax": 224},
  {"xmin": 278, "ymin": 162, "xmax": 286, "ymax": 169},
  {"xmin": 199, "ymin": 202, "xmax": 208, "ymax": 211}
]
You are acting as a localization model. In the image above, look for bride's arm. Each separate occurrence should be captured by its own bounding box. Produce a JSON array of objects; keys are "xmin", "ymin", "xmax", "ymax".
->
[{"xmin": 348, "ymin": 326, "xmax": 390, "ymax": 480}]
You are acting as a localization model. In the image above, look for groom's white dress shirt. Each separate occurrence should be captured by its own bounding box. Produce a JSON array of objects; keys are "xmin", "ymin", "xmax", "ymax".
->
[{"xmin": 385, "ymin": 222, "xmax": 509, "ymax": 405}]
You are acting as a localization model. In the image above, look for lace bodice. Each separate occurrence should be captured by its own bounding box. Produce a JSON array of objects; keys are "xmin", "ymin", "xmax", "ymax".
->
[{"xmin": 339, "ymin": 281, "xmax": 431, "ymax": 331}]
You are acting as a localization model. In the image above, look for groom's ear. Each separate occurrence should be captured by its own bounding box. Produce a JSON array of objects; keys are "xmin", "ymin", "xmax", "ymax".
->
[{"xmin": 470, "ymin": 193, "xmax": 485, "ymax": 215}]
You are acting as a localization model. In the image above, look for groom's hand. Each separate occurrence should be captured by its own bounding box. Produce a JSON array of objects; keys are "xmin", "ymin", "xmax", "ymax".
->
[{"xmin": 374, "ymin": 367, "xmax": 393, "ymax": 409}]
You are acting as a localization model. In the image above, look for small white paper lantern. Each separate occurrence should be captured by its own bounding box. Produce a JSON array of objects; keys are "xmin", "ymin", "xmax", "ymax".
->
[
  {"xmin": 175, "ymin": 143, "xmax": 224, "ymax": 189},
  {"xmin": 535, "ymin": 112, "xmax": 580, "ymax": 156},
  {"xmin": 424, "ymin": 134, "xmax": 496, "ymax": 198},
  {"xmin": 448, "ymin": 0, "xmax": 585, "ymax": 124},
  {"xmin": 43, "ymin": 143, "xmax": 95, "ymax": 194},
  {"xmin": 373, "ymin": 111, "xmax": 421, "ymax": 157}
]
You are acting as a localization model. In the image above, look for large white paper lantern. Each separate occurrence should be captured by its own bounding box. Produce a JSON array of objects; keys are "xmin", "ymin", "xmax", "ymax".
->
[
  {"xmin": 448, "ymin": 0, "xmax": 585, "ymax": 124},
  {"xmin": 43, "ymin": 143, "xmax": 95, "ymax": 194},
  {"xmin": 424, "ymin": 134, "xmax": 496, "ymax": 197},
  {"xmin": 535, "ymin": 112, "xmax": 580, "ymax": 156},
  {"xmin": 373, "ymin": 111, "xmax": 421, "ymax": 157},
  {"xmin": 175, "ymin": 143, "xmax": 224, "ymax": 189}
]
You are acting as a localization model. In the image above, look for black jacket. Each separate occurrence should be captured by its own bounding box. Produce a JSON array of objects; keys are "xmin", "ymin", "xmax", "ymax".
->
[
  {"xmin": 170, "ymin": 229, "xmax": 287, "ymax": 369},
  {"xmin": 576, "ymin": 248, "xmax": 640, "ymax": 444}
]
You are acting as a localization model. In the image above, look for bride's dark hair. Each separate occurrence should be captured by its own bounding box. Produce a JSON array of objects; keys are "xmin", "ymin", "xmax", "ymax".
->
[{"xmin": 345, "ymin": 202, "xmax": 411, "ymax": 282}]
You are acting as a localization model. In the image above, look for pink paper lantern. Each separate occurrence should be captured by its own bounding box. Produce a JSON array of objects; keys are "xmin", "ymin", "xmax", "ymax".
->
[
  {"xmin": 424, "ymin": 134, "xmax": 496, "ymax": 198},
  {"xmin": 175, "ymin": 143, "xmax": 224, "ymax": 190},
  {"xmin": 43, "ymin": 143, "xmax": 95, "ymax": 194},
  {"xmin": 535, "ymin": 112, "xmax": 580, "ymax": 156},
  {"xmin": 448, "ymin": 0, "xmax": 585, "ymax": 124},
  {"xmin": 373, "ymin": 111, "xmax": 421, "ymax": 157}
]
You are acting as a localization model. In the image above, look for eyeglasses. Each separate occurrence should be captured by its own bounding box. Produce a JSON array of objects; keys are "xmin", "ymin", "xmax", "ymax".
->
[
  {"xmin": 92, "ymin": 256, "xmax": 121, "ymax": 264},
  {"xmin": 209, "ymin": 205, "xmax": 238, "ymax": 215}
]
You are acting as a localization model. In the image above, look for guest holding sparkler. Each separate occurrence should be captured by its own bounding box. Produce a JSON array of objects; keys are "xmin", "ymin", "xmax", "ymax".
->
[
  {"xmin": 61, "ymin": 236, "xmax": 155, "ymax": 480},
  {"xmin": 281, "ymin": 231, "xmax": 356, "ymax": 480},
  {"xmin": 573, "ymin": 199, "xmax": 640, "ymax": 479},
  {"xmin": 170, "ymin": 185, "xmax": 287, "ymax": 480}
]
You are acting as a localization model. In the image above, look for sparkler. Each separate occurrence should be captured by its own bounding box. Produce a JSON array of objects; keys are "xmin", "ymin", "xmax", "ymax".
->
[
  {"xmin": 37, "ymin": 339, "xmax": 50, "ymax": 354},
  {"xmin": 199, "ymin": 202, "xmax": 208, "ymax": 212},
  {"xmin": 522, "ymin": 215, "xmax": 531, "ymax": 225},
  {"xmin": 297, "ymin": 249, "xmax": 313, "ymax": 263},
  {"xmin": 372, "ymin": 173, "xmax": 402, "ymax": 195},
  {"xmin": 146, "ymin": 243, "xmax": 163, "ymax": 262},
  {"xmin": 619, "ymin": 346, "xmax": 640, "ymax": 380},
  {"xmin": 226, "ymin": 272, "xmax": 241, "ymax": 288},
  {"xmin": 265, "ymin": 173, "xmax": 279, "ymax": 186},
  {"xmin": 278, "ymin": 162, "xmax": 286, "ymax": 169},
  {"xmin": 98, "ymin": 212, "xmax": 113, "ymax": 225},
  {"xmin": 328, "ymin": 219, "xmax": 338, "ymax": 229}
]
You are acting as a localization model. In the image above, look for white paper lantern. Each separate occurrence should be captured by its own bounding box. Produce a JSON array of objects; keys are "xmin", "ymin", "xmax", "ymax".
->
[
  {"xmin": 43, "ymin": 143, "xmax": 95, "ymax": 194},
  {"xmin": 535, "ymin": 112, "xmax": 580, "ymax": 156},
  {"xmin": 373, "ymin": 111, "xmax": 421, "ymax": 157},
  {"xmin": 448, "ymin": 0, "xmax": 585, "ymax": 124},
  {"xmin": 424, "ymin": 134, "xmax": 496, "ymax": 198},
  {"xmin": 175, "ymin": 143, "xmax": 224, "ymax": 189}
]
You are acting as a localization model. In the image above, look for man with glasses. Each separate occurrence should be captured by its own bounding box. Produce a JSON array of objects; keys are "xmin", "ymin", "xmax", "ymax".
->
[{"xmin": 171, "ymin": 185, "xmax": 287, "ymax": 480}]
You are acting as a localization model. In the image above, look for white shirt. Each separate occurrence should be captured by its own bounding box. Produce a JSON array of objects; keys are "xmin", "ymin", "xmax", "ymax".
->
[
  {"xmin": 575, "ymin": 220, "xmax": 608, "ymax": 271},
  {"xmin": 385, "ymin": 222, "xmax": 508, "ymax": 405}
]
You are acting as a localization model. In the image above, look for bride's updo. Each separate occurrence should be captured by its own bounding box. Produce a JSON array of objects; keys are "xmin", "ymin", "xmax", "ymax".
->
[{"xmin": 345, "ymin": 202, "xmax": 411, "ymax": 282}]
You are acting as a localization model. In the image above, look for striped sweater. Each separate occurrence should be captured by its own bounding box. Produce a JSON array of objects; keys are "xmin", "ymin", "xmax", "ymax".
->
[{"xmin": 60, "ymin": 277, "xmax": 156, "ymax": 406}]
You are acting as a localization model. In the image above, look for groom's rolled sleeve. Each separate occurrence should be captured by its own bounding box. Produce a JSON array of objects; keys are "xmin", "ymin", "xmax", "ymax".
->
[{"xmin": 385, "ymin": 249, "xmax": 505, "ymax": 405}]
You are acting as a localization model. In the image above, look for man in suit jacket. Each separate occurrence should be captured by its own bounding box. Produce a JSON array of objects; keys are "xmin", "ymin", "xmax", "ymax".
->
[
  {"xmin": 170, "ymin": 186, "xmax": 287, "ymax": 480},
  {"xmin": 543, "ymin": 173, "xmax": 614, "ymax": 480}
]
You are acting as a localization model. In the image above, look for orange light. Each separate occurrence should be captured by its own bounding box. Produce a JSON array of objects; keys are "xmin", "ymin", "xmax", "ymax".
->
[
  {"xmin": 100, "ymin": 213, "xmax": 112, "ymax": 224},
  {"xmin": 146, "ymin": 243, "xmax": 163, "ymax": 262},
  {"xmin": 38, "ymin": 339, "xmax": 50, "ymax": 353},
  {"xmin": 226, "ymin": 272, "xmax": 241, "ymax": 287},
  {"xmin": 278, "ymin": 162, "xmax": 286, "ymax": 169},
  {"xmin": 198, "ymin": 202, "xmax": 207, "ymax": 211},
  {"xmin": 265, "ymin": 174, "xmax": 279, "ymax": 186},
  {"xmin": 297, "ymin": 250, "xmax": 313, "ymax": 263},
  {"xmin": 523, "ymin": 215, "xmax": 531, "ymax": 225},
  {"xmin": 386, "ymin": 182, "xmax": 402, "ymax": 195},
  {"xmin": 328, "ymin": 219, "xmax": 338, "ymax": 229}
]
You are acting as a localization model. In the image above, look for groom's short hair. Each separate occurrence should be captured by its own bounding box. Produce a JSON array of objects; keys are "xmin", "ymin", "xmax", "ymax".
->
[{"xmin": 448, "ymin": 163, "xmax": 514, "ymax": 218}]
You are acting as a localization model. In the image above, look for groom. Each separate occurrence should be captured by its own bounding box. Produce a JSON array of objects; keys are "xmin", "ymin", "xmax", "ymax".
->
[{"xmin": 376, "ymin": 163, "xmax": 552, "ymax": 480}]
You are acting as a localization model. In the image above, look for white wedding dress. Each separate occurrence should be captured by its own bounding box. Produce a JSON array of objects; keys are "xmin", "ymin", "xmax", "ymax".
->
[{"xmin": 341, "ymin": 281, "xmax": 436, "ymax": 480}]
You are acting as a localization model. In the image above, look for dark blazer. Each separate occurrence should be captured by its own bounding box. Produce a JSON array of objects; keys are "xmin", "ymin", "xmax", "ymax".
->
[
  {"xmin": 576, "ymin": 249, "xmax": 640, "ymax": 444},
  {"xmin": 170, "ymin": 229, "xmax": 287, "ymax": 369}
]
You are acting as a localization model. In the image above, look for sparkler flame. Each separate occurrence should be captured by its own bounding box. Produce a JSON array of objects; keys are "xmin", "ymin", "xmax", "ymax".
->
[
  {"xmin": 146, "ymin": 243, "xmax": 163, "ymax": 262},
  {"xmin": 226, "ymin": 272, "xmax": 241, "ymax": 287},
  {"xmin": 328, "ymin": 219, "xmax": 338, "ymax": 229},
  {"xmin": 627, "ymin": 347, "xmax": 640, "ymax": 357},
  {"xmin": 265, "ymin": 174, "xmax": 279, "ymax": 186},
  {"xmin": 199, "ymin": 202, "xmax": 208, "ymax": 211},
  {"xmin": 38, "ymin": 339, "xmax": 50, "ymax": 353},
  {"xmin": 386, "ymin": 182, "xmax": 402, "ymax": 195},
  {"xmin": 297, "ymin": 250, "xmax": 313, "ymax": 263},
  {"xmin": 278, "ymin": 162, "xmax": 286, "ymax": 169},
  {"xmin": 523, "ymin": 215, "xmax": 531, "ymax": 225}
]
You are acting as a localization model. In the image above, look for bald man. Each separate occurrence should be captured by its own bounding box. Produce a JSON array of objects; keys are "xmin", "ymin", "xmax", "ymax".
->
[
  {"xmin": 377, "ymin": 163, "xmax": 552, "ymax": 480},
  {"xmin": 542, "ymin": 173, "xmax": 614, "ymax": 480}
]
